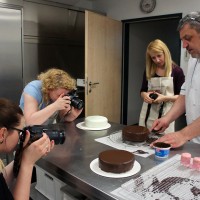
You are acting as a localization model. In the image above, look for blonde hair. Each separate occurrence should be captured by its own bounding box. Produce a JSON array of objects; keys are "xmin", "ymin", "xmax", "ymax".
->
[
  {"xmin": 0, "ymin": 159, "xmax": 5, "ymax": 172},
  {"xmin": 38, "ymin": 68, "xmax": 76, "ymax": 103},
  {"xmin": 146, "ymin": 39, "xmax": 172, "ymax": 80}
]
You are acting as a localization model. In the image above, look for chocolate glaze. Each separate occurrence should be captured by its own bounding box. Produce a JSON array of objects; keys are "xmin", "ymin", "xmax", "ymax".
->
[
  {"xmin": 99, "ymin": 150, "xmax": 135, "ymax": 173},
  {"xmin": 122, "ymin": 125, "xmax": 149, "ymax": 142},
  {"xmin": 154, "ymin": 142, "xmax": 171, "ymax": 148},
  {"xmin": 146, "ymin": 137, "xmax": 158, "ymax": 144}
]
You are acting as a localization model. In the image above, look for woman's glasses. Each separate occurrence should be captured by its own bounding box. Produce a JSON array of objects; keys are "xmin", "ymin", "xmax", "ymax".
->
[{"xmin": 10, "ymin": 127, "xmax": 24, "ymax": 138}]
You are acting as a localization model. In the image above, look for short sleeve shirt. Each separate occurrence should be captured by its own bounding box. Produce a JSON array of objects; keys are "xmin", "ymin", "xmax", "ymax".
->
[
  {"xmin": 180, "ymin": 57, "xmax": 200, "ymax": 144},
  {"xmin": 19, "ymin": 80, "xmax": 47, "ymax": 110}
]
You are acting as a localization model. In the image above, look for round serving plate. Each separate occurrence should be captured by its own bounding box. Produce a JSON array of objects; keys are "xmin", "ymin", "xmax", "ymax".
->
[
  {"xmin": 76, "ymin": 122, "xmax": 111, "ymax": 130},
  {"xmin": 90, "ymin": 158, "xmax": 141, "ymax": 178}
]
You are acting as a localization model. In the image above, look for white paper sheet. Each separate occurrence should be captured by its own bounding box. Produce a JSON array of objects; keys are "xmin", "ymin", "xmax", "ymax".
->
[
  {"xmin": 111, "ymin": 154, "xmax": 200, "ymax": 200},
  {"xmin": 95, "ymin": 130, "xmax": 154, "ymax": 158}
]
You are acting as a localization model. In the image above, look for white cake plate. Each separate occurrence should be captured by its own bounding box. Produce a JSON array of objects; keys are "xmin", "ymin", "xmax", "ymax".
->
[
  {"xmin": 90, "ymin": 158, "xmax": 141, "ymax": 178},
  {"xmin": 76, "ymin": 122, "xmax": 111, "ymax": 130}
]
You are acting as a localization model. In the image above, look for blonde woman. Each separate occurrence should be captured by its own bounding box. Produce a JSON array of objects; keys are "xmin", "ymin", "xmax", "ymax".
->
[
  {"xmin": 0, "ymin": 98, "xmax": 54, "ymax": 200},
  {"xmin": 139, "ymin": 39, "xmax": 185, "ymax": 133},
  {"xmin": 20, "ymin": 68, "xmax": 83, "ymax": 125}
]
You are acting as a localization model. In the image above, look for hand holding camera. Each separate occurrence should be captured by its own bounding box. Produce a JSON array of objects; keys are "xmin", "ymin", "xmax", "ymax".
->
[
  {"xmin": 13, "ymin": 125, "xmax": 65, "ymax": 177},
  {"xmin": 149, "ymin": 93, "xmax": 158, "ymax": 100},
  {"xmin": 55, "ymin": 90, "xmax": 84, "ymax": 111},
  {"xmin": 65, "ymin": 90, "xmax": 84, "ymax": 110},
  {"xmin": 149, "ymin": 92, "xmax": 167, "ymax": 104},
  {"xmin": 21, "ymin": 131, "xmax": 53, "ymax": 167}
]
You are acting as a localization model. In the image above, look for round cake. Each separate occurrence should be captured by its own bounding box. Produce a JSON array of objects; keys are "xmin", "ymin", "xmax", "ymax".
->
[
  {"xmin": 98, "ymin": 149, "xmax": 135, "ymax": 173},
  {"xmin": 122, "ymin": 125, "xmax": 149, "ymax": 143},
  {"xmin": 85, "ymin": 115, "xmax": 108, "ymax": 128}
]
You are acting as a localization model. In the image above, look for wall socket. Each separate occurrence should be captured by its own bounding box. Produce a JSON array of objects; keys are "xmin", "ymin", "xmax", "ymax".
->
[{"xmin": 77, "ymin": 79, "xmax": 85, "ymax": 87}]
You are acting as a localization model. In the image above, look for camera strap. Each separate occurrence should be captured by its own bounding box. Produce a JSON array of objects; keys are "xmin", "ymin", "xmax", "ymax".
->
[
  {"xmin": 158, "ymin": 102, "xmax": 165, "ymax": 119},
  {"xmin": 145, "ymin": 104, "xmax": 152, "ymax": 126},
  {"xmin": 13, "ymin": 141, "xmax": 24, "ymax": 177},
  {"xmin": 145, "ymin": 102, "xmax": 165, "ymax": 126}
]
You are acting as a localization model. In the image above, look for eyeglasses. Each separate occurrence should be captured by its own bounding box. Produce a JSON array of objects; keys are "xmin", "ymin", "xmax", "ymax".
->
[
  {"xmin": 10, "ymin": 127, "xmax": 24, "ymax": 137},
  {"xmin": 184, "ymin": 16, "xmax": 200, "ymax": 22},
  {"xmin": 178, "ymin": 15, "xmax": 200, "ymax": 30}
]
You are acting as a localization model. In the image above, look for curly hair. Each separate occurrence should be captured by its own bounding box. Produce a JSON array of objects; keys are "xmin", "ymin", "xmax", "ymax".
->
[
  {"xmin": 146, "ymin": 39, "xmax": 172, "ymax": 80},
  {"xmin": 38, "ymin": 68, "xmax": 76, "ymax": 103}
]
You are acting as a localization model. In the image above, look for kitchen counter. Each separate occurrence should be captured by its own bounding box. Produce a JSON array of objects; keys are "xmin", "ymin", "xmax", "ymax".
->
[{"xmin": 34, "ymin": 118, "xmax": 200, "ymax": 200}]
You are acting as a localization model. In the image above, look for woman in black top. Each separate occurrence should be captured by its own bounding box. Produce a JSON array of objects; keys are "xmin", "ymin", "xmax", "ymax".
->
[
  {"xmin": 139, "ymin": 39, "xmax": 185, "ymax": 133},
  {"xmin": 0, "ymin": 98, "xmax": 54, "ymax": 200}
]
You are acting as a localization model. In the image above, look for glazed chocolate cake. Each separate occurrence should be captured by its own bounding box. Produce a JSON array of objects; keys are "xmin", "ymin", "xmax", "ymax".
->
[
  {"xmin": 122, "ymin": 125, "xmax": 149, "ymax": 143},
  {"xmin": 99, "ymin": 149, "xmax": 135, "ymax": 173}
]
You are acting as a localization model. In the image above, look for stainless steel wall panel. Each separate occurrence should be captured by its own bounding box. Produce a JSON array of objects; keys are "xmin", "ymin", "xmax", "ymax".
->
[
  {"xmin": 23, "ymin": 41, "xmax": 84, "ymax": 84},
  {"xmin": 0, "ymin": 6, "xmax": 23, "ymax": 103},
  {"xmin": 23, "ymin": 0, "xmax": 85, "ymax": 86},
  {"xmin": 23, "ymin": 1, "xmax": 84, "ymax": 43}
]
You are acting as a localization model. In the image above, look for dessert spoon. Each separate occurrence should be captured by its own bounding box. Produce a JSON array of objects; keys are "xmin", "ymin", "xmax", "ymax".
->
[{"xmin": 132, "ymin": 150, "xmax": 149, "ymax": 154}]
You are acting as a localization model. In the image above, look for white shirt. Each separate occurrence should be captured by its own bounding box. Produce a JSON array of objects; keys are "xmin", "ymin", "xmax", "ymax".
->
[{"xmin": 180, "ymin": 57, "xmax": 200, "ymax": 144}]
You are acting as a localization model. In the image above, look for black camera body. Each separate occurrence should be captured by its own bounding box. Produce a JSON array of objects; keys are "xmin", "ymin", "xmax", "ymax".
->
[
  {"xmin": 13, "ymin": 125, "xmax": 65, "ymax": 177},
  {"xmin": 66, "ymin": 90, "xmax": 84, "ymax": 110},
  {"xmin": 149, "ymin": 93, "xmax": 158, "ymax": 100},
  {"xmin": 22, "ymin": 125, "xmax": 65, "ymax": 145}
]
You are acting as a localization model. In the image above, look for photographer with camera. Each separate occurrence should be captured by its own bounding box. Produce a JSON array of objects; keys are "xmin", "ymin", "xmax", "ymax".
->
[
  {"xmin": 0, "ymin": 98, "xmax": 54, "ymax": 200},
  {"xmin": 139, "ymin": 39, "xmax": 185, "ymax": 134},
  {"xmin": 19, "ymin": 68, "xmax": 83, "ymax": 126}
]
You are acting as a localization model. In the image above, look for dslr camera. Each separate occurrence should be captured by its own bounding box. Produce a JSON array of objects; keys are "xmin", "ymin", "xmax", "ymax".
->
[
  {"xmin": 13, "ymin": 125, "xmax": 65, "ymax": 177},
  {"xmin": 22, "ymin": 125, "xmax": 65, "ymax": 145},
  {"xmin": 149, "ymin": 93, "xmax": 158, "ymax": 100},
  {"xmin": 66, "ymin": 90, "xmax": 84, "ymax": 110}
]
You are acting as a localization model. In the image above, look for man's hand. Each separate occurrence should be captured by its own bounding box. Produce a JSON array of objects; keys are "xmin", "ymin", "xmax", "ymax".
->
[{"xmin": 150, "ymin": 131, "xmax": 188, "ymax": 148}]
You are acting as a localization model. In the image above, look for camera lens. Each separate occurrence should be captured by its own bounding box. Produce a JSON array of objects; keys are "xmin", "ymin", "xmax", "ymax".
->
[
  {"xmin": 45, "ymin": 130, "xmax": 65, "ymax": 144},
  {"xmin": 26, "ymin": 126, "xmax": 65, "ymax": 145},
  {"xmin": 149, "ymin": 93, "xmax": 158, "ymax": 100},
  {"xmin": 71, "ymin": 97, "xmax": 84, "ymax": 110}
]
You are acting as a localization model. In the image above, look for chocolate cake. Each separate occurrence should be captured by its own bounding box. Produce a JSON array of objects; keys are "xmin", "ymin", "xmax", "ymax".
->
[
  {"xmin": 122, "ymin": 125, "xmax": 149, "ymax": 143},
  {"xmin": 99, "ymin": 150, "xmax": 135, "ymax": 173}
]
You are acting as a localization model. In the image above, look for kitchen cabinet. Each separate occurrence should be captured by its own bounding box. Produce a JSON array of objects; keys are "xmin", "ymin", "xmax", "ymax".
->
[{"xmin": 35, "ymin": 166, "xmax": 65, "ymax": 200}]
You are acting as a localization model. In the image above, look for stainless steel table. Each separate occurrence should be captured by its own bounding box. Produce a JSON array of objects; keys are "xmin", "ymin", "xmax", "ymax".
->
[{"xmin": 34, "ymin": 118, "xmax": 200, "ymax": 200}]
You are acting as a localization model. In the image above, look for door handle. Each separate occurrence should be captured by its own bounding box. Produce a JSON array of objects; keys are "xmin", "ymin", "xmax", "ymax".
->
[
  {"xmin": 89, "ymin": 82, "xmax": 99, "ymax": 86},
  {"xmin": 89, "ymin": 81, "xmax": 99, "ymax": 93}
]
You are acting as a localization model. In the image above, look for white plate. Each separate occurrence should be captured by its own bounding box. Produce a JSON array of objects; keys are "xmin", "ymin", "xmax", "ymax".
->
[
  {"xmin": 90, "ymin": 158, "xmax": 141, "ymax": 178},
  {"xmin": 76, "ymin": 122, "xmax": 111, "ymax": 130}
]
